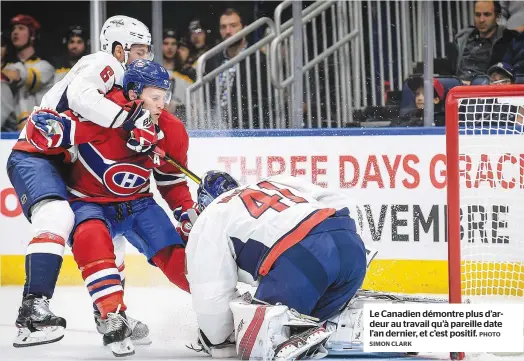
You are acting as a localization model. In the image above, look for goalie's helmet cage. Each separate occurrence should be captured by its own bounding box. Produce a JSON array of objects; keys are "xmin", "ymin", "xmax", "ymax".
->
[
  {"xmin": 197, "ymin": 170, "xmax": 240, "ymax": 210},
  {"xmin": 100, "ymin": 15, "xmax": 152, "ymax": 63}
]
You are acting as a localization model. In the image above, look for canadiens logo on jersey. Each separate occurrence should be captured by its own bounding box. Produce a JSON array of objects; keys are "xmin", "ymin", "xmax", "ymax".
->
[
  {"xmin": 103, "ymin": 163, "xmax": 150, "ymax": 196},
  {"xmin": 76, "ymin": 142, "xmax": 152, "ymax": 197}
]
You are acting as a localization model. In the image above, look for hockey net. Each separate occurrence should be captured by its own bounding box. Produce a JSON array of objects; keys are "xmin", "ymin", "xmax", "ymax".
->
[{"xmin": 446, "ymin": 84, "xmax": 524, "ymax": 306}]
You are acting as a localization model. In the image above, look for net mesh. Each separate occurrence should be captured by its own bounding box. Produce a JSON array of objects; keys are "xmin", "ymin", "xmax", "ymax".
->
[{"xmin": 457, "ymin": 96, "xmax": 524, "ymax": 301}]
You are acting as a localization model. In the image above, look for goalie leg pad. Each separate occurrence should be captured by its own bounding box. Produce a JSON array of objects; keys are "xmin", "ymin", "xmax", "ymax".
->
[
  {"xmin": 323, "ymin": 291, "xmax": 433, "ymax": 354},
  {"xmin": 230, "ymin": 297, "xmax": 330, "ymax": 360},
  {"xmin": 231, "ymin": 298, "xmax": 290, "ymax": 360},
  {"xmin": 273, "ymin": 326, "xmax": 331, "ymax": 361},
  {"xmin": 324, "ymin": 305, "xmax": 364, "ymax": 352}
]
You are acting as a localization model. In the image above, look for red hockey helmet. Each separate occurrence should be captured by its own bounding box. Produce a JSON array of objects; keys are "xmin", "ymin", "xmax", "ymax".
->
[{"xmin": 11, "ymin": 14, "xmax": 41, "ymax": 36}]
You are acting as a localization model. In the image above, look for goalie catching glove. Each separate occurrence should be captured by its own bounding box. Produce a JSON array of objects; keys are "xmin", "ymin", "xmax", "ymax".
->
[
  {"xmin": 122, "ymin": 100, "xmax": 159, "ymax": 153},
  {"xmin": 25, "ymin": 107, "xmax": 66, "ymax": 151}
]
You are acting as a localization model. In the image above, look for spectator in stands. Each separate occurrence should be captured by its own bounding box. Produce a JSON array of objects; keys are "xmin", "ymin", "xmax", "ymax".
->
[
  {"xmin": 395, "ymin": 76, "xmax": 445, "ymax": 126},
  {"xmin": 176, "ymin": 37, "xmax": 196, "ymax": 81},
  {"xmin": 2, "ymin": 14, "xmax": 55, "ymax": 130},
  {"xmin": 500, "ymin": 1, "xmax": 524, "ymax": 32},
  {"xmin": 451, "ymin": 1, "xmax": 519, "ymax": 84},
  {"xmin": 52, "ymin": 25, "xmax": 89, "ymax": 83},
  {"xmin": 187, "ymin": 19, "xmax": 210, "ymax": 69},
  {"xmin": 1, "ymin": 32, "xmax": 17, "ymax": 132},
  {"xmin": 487, "ymin": 61, "xmax": 516, "ymax": 84},
  {"xmin": 205, "ymin": 8, "xmax": 268, "ymax": 129},
  {"xmin": 163, "ymin": 28, "xmax": 179, "ymax": 72},
  {"xmin": 501, "ymin": 31, "xmax": 524, "ymax": 73},
  {"xmin": 162, "ymin": 28, "xmax": 194, "ymax": 119}
]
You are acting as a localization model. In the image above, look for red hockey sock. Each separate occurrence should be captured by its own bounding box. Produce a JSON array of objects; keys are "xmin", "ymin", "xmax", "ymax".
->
[
  {"xmin": 152, "ymin": 246, "xmax": 190, "ymax": 293},
  {"xmin": 73, "ymin": 220, "xmax": 126, "ymax": 318}
]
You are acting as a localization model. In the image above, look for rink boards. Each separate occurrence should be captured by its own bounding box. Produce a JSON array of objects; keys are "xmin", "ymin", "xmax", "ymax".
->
[{"xmin": 1, "ymin": 128, "xmax": 522, "ymax": 294}]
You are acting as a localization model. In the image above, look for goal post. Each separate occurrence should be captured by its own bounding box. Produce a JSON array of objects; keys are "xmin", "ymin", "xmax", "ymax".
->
[{"xmin": 445, "ymin": 84, "xmax": 524, "ymax": 359}]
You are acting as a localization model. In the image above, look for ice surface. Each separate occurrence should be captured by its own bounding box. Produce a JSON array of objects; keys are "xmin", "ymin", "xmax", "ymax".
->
[{"xmin": 0, "ymin": 287, "xmax": 522, "ymax": 361}]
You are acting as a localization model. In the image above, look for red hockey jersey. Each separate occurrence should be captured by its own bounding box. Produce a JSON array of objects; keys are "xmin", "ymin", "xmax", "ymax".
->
[{"xmin": 17, "ymin": 88, "xmax": 194, "ymax": 212}]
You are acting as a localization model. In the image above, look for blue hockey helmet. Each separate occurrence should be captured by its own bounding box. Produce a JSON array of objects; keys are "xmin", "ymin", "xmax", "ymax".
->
[
  {"xmin": 197, "ymin": 170, "xmax": 240, "ymax": 210},
  {"xmin": 123, "ymin": 59, "xmax": 172, "ymax": 103}
]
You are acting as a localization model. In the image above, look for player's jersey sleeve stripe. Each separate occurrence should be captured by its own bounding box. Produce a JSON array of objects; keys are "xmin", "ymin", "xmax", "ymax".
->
[
  {"xmin": 77, "ymin": 142, "xmax": 116, "ymax": 184},
  {"xmin": 153, "ymin": 168, "xmax": 186, "ymax": 185},
  {"xmin": 258, "ymin": 207, "xmax": 336, "ymax": 276},
  {"xmin": 78, "ymin": 150, "xmax": 103, "ymax": 184},
  {"xmin": 110, "ymin": 107, "xmax": 125, "ymax": 128},
  {"xmin": 67, "ymin": 187, "xmax": 88, "ymax": 198},
  {"xmin": 155, "ymin": 178, "xmax": 186, "ymax": 186},
  {"xmin": 68, "ymin": 119, "xmax": 77, "ymax": 146}
]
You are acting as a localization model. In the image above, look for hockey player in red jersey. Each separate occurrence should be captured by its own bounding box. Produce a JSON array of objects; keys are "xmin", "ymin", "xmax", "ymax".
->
[
  {"xmin": 25, "ymin": 59, "xmax": 194, "ymax": 356},
  {"xmin": 6, "ymin": 15, "xmax": 157, "ymax": 347}
]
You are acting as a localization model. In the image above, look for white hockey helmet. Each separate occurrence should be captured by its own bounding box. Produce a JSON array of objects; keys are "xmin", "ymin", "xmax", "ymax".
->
[{"xmin": 100, "ymin": 15, "xmax": 153, "ymax": 64}]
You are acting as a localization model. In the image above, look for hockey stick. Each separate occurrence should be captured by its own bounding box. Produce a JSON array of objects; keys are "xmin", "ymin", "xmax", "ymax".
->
[
  {"xmin": 153, "ymin": 147, "xmax": 201, "ymax": 184},
  {"xmin": 355, "ymin": 290, "xmax": 449, "ymax": 303}
]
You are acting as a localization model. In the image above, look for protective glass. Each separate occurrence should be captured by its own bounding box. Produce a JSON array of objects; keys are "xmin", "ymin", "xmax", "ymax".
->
[{"xmin": 148, "ymin": 85, "xmax": 172, "ymax": 105}]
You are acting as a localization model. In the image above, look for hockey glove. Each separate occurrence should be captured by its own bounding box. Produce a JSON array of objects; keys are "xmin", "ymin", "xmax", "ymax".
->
[
  {"xmin": 122, "ymin": 100, "xmax": 158, "ymax": 153},
  {"xmin": 25, "ymin": 107, "xmax": 66, "ymax": 151},
  {"xmin": 174, "ymin": 204, "xmax": 200, "ymax": 244}
]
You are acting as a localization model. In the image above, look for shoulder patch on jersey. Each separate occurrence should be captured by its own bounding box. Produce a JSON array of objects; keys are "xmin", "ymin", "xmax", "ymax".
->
[{"xmin": 103, "ymin": 163, "xmax": 151, "ymax": 196}]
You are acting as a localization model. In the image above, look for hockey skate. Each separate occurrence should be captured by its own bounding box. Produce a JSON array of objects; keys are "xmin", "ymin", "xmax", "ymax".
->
[
  {"xmin": 95, "ymin": 310, "xmax": 151, "ymax": 345},
  {"xmin": 13, "ymin": 294, "xmax": 67, "ymax": 347},
  {"xmin": 102, "ymin": 306, "xmax": 135, "ymax": 357},
  {"xmin": 273, "ymin": 326, "xmax": 331, "ymax": 360}
]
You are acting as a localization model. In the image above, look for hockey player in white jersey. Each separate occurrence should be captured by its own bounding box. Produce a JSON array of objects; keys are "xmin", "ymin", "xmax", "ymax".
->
[
  {"xmin": 7, "ymin": 15, "xmax": 157, "ymax": 348},
  {"xmin": 185, "ymin": 171, "xmax": 368, "ymax": 360}
]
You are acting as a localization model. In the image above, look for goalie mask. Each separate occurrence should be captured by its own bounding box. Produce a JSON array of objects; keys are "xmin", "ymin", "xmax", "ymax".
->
[{"xmin": 197, "ymin": 171, "xmax": 239, "ymax": 210}]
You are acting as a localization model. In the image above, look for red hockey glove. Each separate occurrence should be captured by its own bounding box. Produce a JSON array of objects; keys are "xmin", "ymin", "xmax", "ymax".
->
[
  {"xmin": 25, "ymin": 107, "xmax": 65, "ymax": 151},
  {"xmin": 123, "ymin": 101, "xmax": 158, "ymax": 153},
  {"xmin": 174, "ymin": 204, "xmax": 200, "ymax": 244}
]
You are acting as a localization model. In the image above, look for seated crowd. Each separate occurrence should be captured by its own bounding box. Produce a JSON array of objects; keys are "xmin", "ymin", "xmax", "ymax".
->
[{"xmin": 1, "ymin": 1, "xmax": 523, "ymax": 131}]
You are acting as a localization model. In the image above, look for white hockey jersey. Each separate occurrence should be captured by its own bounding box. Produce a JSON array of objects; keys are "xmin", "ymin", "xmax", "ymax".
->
[
  {"xmin": 185, "ymin": 175, "xmax": 355, "ymax": 345},
  {"xmin": 39, "ymin": 51, "xmax": 127, "ymax": 128}
]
